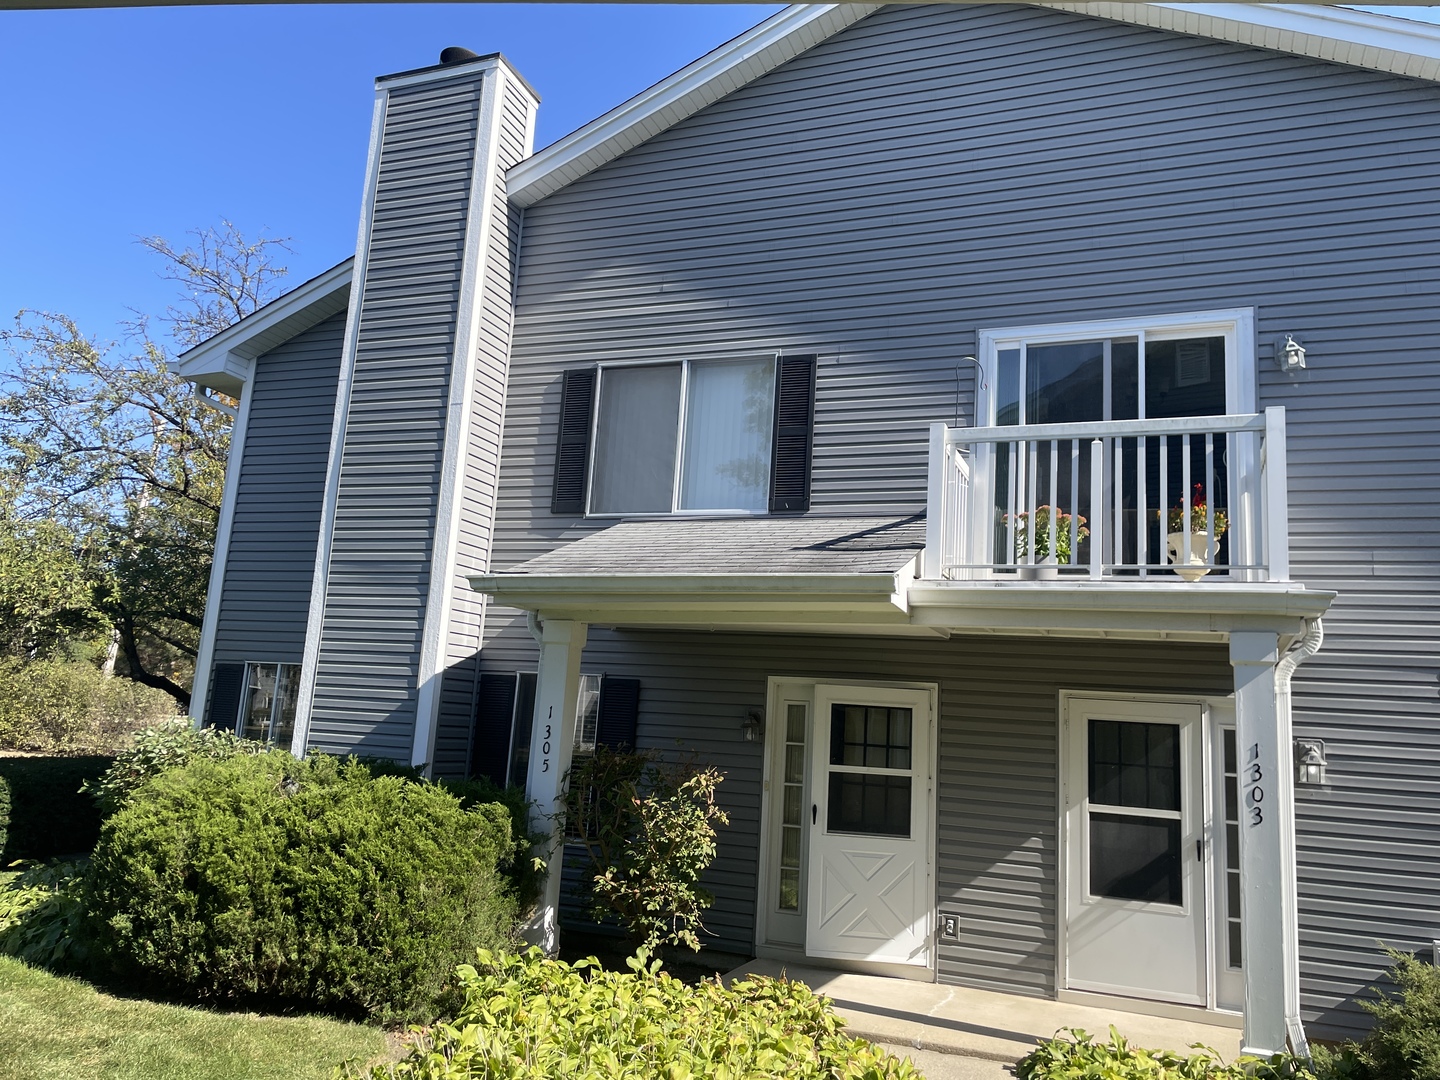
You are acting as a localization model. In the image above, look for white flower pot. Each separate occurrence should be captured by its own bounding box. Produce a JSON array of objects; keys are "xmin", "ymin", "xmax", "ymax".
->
[{"xmin": 1166, "ymin": 531, "xmax": 1220, "ymax": 582}]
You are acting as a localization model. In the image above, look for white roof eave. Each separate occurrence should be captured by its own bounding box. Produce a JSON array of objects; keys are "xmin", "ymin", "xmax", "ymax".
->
[
  {"xmin": 176, "ymin": 257, "xmax": 354, "ymax": 394},
  {"xmin": 506, "ymin": 2, "xmax": 1440, "ymax": 210}
]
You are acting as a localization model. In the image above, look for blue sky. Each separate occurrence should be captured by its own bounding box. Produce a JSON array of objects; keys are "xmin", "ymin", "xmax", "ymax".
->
[
  {"xmin": 0, "ymin": 4, "xmax": 783, "ymax": 346},
  {"xmin": 0, "ymin": 4, "xmax": 1434, "ymax": 351}
]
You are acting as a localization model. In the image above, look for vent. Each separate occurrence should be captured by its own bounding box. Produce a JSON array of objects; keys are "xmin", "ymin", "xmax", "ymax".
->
[
  {"xmin": 439, "ymin": 46, "xmax": 480, "ymax": 65},
  {"xmin": 1176, "ymin": 341, "xmax": 1212, "ymax": 387}
]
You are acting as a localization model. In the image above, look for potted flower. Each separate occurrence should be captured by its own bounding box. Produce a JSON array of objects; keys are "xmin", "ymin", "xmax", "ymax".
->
[
  {"xmin": 1008, "ymin": 505, "xmax": 1089, "ymax": 579},
  {"xmin": 1165, "ymin": 484, "xmax": 1228, "ymax": 581}
]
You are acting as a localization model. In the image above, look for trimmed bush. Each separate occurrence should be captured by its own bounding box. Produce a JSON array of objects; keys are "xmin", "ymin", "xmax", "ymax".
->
[
  {"xmin": 437, "ymin": 775, "xmax": 542, "ymax": 908},
  {"xmin": 345, "ymin": 949, "xmax": 921, "ymax": 1079},
  {"xmin": 0, "ymin": 755, "xmax": 112, "ymax": 861},
  {"xmin": 0, "ymin": 658, "xmax": 177, "ymax": 753},
  {"xmin": 1352, "ymin": 948, "xmax": 1440, "ymax": 1080},
  {"xmin": 84, "ymin": 721, "xmax": 268, "ymax": 816},
  {"xmin": 86, "ymin": 753, "xmax": 518, "ymax": 1022}
]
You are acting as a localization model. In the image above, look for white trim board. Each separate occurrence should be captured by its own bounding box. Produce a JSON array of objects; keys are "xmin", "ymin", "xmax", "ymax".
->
[
  {"xmin": 506, "ymin": 2, "xmax": 1440, "ymax": 212},
  {"xmin": 187, "ymin": 374, "xmax": 255, "ymax": 725},
  {"xmin": 176, "ymin": 259, "xmax": 353, "ymax": 397}
]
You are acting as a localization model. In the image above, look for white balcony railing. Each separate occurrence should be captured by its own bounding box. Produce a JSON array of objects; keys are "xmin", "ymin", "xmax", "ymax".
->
[{"xmin": 923, "ymin": 408, "xmax": 1289, "ymax": 583}]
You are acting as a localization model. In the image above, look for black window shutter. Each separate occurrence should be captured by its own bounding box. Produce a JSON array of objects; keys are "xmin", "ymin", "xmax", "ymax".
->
[
  {"xmin": 470, "ymin": 673, "xmax": 518, "ymax": 784},
  {"xmin": 551, "ymin": 368, "xmax": 597, "ymax": 514},
  {"xmin": 208, "ymin": 662, "xmax": 246, "ymax": 731},
  {"xmin": 596, "ymin": 677, "xmax": 640, "ymax": 750},
  {"xmin": 769, "ymin": 354, "xmax": 817, "ymax": 513}
]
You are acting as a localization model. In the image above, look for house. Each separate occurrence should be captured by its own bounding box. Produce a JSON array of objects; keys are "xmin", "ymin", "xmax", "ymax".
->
[{"xmin": 177, "ymin": 3, "xmax": 1440, "ymax": 1057}]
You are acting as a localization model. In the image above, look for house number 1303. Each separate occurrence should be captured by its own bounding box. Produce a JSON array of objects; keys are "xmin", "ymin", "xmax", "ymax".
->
[{"xmin": 1245, "ymin": 742, "xmax": 1264, "ymax": 826}]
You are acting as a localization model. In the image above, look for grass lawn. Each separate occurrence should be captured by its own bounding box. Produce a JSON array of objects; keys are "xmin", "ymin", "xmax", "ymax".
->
[{"xmin": 0, "ymin": 955, "xmax": 397, "ymax": 1080}]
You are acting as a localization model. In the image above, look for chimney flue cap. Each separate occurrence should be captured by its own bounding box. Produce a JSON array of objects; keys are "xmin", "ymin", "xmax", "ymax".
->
[{"xmin": 439, "ymin": 46, "xmax": 481, "ymax": 65}]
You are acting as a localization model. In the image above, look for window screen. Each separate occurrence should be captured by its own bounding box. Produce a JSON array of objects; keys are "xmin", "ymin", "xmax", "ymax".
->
[{"xmin": 591, "ymin": 364, "xmax": 681, "ymax": 513}]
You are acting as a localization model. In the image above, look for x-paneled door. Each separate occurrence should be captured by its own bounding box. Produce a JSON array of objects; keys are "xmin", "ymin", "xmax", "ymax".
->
[
  {"xmin": 807, "ymin": 685, "xmax": 933, "ymax": 968},
  {"xmin": 1063, "ymin": 696, "xmax": 1207, "ymax": 1004}
]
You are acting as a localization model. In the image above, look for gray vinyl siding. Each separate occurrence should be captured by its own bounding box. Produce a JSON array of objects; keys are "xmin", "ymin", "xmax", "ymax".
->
[
  {"xmin": 308, "ymin": 75, "xmax": 485, "ymax": 759},
  {"xmin": 480, "ymin": 620, "xmax": 1232, "ymax": 987},
  {"xmin": 206, "ymin": 311, "xmax": 345, "ymax": 716},
  {"xmin": 432, "ymin": 77, "xmax": 536, "ymax": 778},
  {"xmin": 495, "ymin": 4, "xmax": 1440, "ymax": 1034}
]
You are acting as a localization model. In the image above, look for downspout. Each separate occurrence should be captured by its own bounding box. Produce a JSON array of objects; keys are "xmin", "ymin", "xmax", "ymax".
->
[{"xmin": 1273, "ymin": 617, "xmax": 1324, "ymax": 1057}]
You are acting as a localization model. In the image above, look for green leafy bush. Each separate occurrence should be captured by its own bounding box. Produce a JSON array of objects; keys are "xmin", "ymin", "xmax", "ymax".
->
[
  {"xmin": 0, "ymin": 858, "xmax": 90, "ymax": 971},
  {"xmin": 84, "ymin": 721, "xmax": 268, "ymax": 816},
  {"xmin": 1351, "ymin": 948, "xmax": 1440, "ymax": 1080},
  {"xmin": 562, "ymin": 748, "xmax": 729, "ymax": 952},
  {"xmin": 0, "ymin": 755, "xmax": 113, "ymax": 860},
  {"xmin": 86, "ymin": 753, "xmax": 519, "ymax": 1022},
  {"xmin": 0, "ymin": 657, "xmax": 177, "ymax": 753},
  {"xmin": 345, "ymin": 949, "xmax": 920, "ymax": 1080},
  {"xmin": 1017, "ymin": 1027, "xmax": 1320, "ymax": 1080}
]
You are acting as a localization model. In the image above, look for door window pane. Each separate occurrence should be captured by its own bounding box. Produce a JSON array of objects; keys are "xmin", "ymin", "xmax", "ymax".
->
[
  {"xmin": 1222, "ymin": 728, "xmax": 1243, "ymax": 968},
  {"xmin": 1144, "ymin": 337, "xmax": 1226, "ymax": 419},
  {"xmin": 827, "ymin": 773, "xmax": 911, "ymax": 837},
  {"xmin": 679, "ymin": 358, "xmax": 774, "ymax": 511},
  {"xmin": 1089, "ymin": 719, "xmax": 1179, "ymax": 811},
  {"xmin": 591, "ymin": 364, "xmax": 681, "ymax": 513},
  {"xmin": 777, "ymin": 701, "xmax": 807, "ymax": 912},
  {"xmin": 1089, "ymin": 812, "xmax": 1181, "ymax": 904},
  {"xmin": 830, "ymin": 705, "xmax": 912, "ymax": 770}
]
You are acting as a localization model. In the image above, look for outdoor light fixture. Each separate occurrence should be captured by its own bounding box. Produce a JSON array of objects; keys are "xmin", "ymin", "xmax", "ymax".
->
[
  {"xmin": 1278, "ymin": 334, "xmax": 1307, "ymax": 371},
  {"xmin": 741, "ymin": 710, "xmax": 765, "ymax": 743},
  {"xmin": 1294, "ymin": 739, "xmax": 1328, "ymax": 787}
]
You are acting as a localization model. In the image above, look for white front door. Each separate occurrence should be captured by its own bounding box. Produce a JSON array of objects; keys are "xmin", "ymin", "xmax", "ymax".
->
[
  {"xmin": 1064, "ymin": 697, "xmax": 1207, "ymax": 1004},
  {"xmin": 807, "ymin": 685, "xmax": 932, "ymax": 967}
]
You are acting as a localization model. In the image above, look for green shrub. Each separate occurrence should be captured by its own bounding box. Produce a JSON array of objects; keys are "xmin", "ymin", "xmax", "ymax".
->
[
  {"xmin": 86, "ymin": 753, "xmax": 519, "ymax": 1022},
  {"xmin": 437, "ymin": 775, "xmax": 542, "ymax": 908},
  {"xmin": 0, "ymin": 658, "xmax": 177, "ymax": 753},
  {"xmin": 562, "ymin": 748, "xmax": 729, "ymax": 952},
  {"xmin": 84, "ymin": 721, "xmax": 268, "ymax": 816},
  {"xmin": 1352, "ymin": 948, "xmax": 1440, "ymax": 1080},
  {"xmin": 0, "ymin": 858, "xmax": 90, "ymax": 971},
  {"xmin": 0, "ymin": 755, "xmax": 112, "ymax": 860},
  {"xmin": 345, "ymin": 949, "xmax": 920, "ymax": 1080},
  {"xmin": 1017, "ymin": 1027, "xmax": 1322, "ymax": 1080}
]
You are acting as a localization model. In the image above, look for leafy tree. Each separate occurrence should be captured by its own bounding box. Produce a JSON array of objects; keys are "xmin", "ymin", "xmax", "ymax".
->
[{"xmin": 0, "ymin": 222, "xmax": 291, "ymax": 706}]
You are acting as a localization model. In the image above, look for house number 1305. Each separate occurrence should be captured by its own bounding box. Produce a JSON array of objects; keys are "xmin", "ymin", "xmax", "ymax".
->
[
  {"xmin": 1245, "ymin": 742, "xmax": 1264, "ymax": 826},
  {"xmin": 540, "ymin": 707, "xmax": 553, "ymax": 773}
]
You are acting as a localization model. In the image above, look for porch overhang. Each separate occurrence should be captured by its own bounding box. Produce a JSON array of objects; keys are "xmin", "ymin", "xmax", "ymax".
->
[{"xmin": 470, "ymin": 570, "xmax": 926, "ymax": 635}]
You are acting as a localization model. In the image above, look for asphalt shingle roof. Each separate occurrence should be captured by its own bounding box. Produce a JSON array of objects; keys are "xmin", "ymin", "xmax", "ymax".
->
[{"xmin": 500, "ymin": 515, "xmax": 925, "ymax": 576}]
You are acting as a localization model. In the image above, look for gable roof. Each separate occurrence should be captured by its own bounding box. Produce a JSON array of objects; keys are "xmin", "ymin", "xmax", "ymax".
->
[
  {"xmin": 507, "ymin": 2, "xmax": 1440, "ymax": 209},
  {"xmin": 177, "ymin": 257, "xmax": 353, "ymax": 396}
]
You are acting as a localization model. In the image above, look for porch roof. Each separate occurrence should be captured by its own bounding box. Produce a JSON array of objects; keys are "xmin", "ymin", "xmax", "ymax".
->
[
  {"xmin": 497, "ymin": 514, "xmax": 925, "ymax": 576},
  {"xmin": 471, "ymin": 514, "xmax": 926, "ymax": 634}
]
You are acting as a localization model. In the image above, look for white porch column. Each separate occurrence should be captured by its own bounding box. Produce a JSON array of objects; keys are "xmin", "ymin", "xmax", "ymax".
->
[
  {"xmin": 1230, "ymin": 631, "xmax": 1304, "ymax": 1056},
  {"xmin": 520, "ymin": 617, "xmax": 588, "ymax": 955}
]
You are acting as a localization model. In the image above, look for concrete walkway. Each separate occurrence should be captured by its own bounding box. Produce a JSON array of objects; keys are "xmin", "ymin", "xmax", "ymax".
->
[{"xmin": 728, "ymin": 960, "xmax": 1242, "ymax": 1073}]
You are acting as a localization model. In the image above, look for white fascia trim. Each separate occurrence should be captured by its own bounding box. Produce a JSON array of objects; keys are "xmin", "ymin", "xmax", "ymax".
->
[
  {"xmin": 176, "ymin": 258, "xmax": 354, "ymax": 396},
  {"xmin": 411, "ymin": 60, "xmax": 510, "ymax": 772},
  {"xmin": 291, "ymin": 92, "xmax": 388, "ymax": 759},
  {"xmin": 506, "ymin": 3, "xmax": 881, "ymax": 208},
  {"xmin": 187, "ymin": 377, "xmax": 255, "ymax": 726},
  {"xmin": 1052, "ymin": 3, "xmax": 1440, "ymax": 83},
  {"xmin": 470, "ymin": 572, "xmax": 911, "ymax": 615}
]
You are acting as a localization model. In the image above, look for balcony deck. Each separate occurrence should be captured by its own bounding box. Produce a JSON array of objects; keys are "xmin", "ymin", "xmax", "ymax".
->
[{"xmin": 923, "ymin": 409, "xmax": 1290, "ymax": 586}]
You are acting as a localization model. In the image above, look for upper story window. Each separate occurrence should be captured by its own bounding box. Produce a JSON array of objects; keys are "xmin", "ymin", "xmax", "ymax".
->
[
  {"xmin": 550, "ymin": 354, "xmax": 818, "ymax": 518},
  {"xmin": 978, "ymin": 310, "xmax": 1255, "ymax": 427},
  {"xmin": 592, "ymin": 358, "xmax": 776, "ymax": 514}
]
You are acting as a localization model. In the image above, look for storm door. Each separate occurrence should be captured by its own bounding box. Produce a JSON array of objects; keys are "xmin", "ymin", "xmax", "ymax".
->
[
  {"xmin": 1064, "ymin": 697, "xmax": 1206, "ymax": 1004},
  {"xmin": 807, "ymin": 685, "xmax": 932, "ymax": 968}
]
